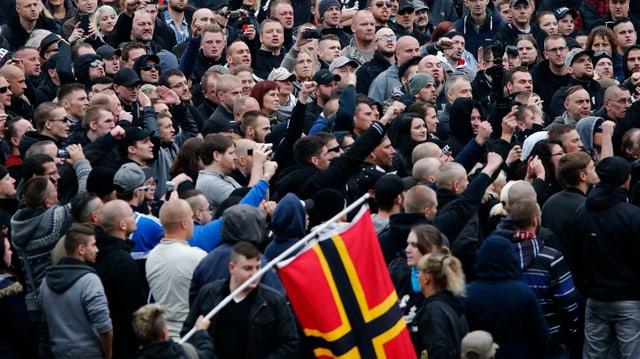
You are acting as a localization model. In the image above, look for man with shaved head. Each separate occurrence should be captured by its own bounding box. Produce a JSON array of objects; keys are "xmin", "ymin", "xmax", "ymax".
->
[
  {"xmin": 356, "ymin": 27, "xmax": 396, "ymax": 94},
  {"xmin": 342, "ymin": 10, "xmax": 376, "ymax": 65},
  {"xmin": 368, "ymin": 35, "xmax": 419, "ymax": 103},
  {"xmin": 94, "ymin": 199, "xmax": 147, "ymax": 359},
  {"xmin": 146, "ymin": 199, "xmax": 207, "ymax": 339},
  {"xmin": 0, "ymin": 64, "xmax": 33, "ymax": 119}
]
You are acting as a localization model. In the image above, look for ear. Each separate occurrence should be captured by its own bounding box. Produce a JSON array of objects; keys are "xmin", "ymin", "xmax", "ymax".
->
[
  {"xmin": 310, "ymin": 155, "xmax": 320, "ymax": 167},
  {"xmin": 119, "ymin": 219, "xmax": 126, "ymax": 231},
  {"xmin": 89, "ymin": 121, "xmax": 98, "ymax": 131},
  {"xmin": 128, "ymin": 145, "xmax": 136, "ymax": 155},
  {"xmin": 10, "ymin": 136, "xmax": 19, "ymax": 147},
  {"xmin": 213, "ymin": 150, "xmax": 222, "ymax": 162},
  {"xmin": 579, "ymin": 169, "xmax": 587, "ymax": 182},
  {"xmin": 61, "ymin": 98, "xmax": 70, "ymax": 110},
  {"xmin": 228, "ymin": 261, "xmax": 234, "ymax": 272},
  {"xmin": 226, "ymin": 53, "xmax": 233, "ymax": 65}
]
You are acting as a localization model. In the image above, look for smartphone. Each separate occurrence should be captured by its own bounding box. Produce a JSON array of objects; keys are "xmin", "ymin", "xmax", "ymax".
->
[{"xmin": 79, "ymin": 13, "xmax": 90, "ymax": 33}]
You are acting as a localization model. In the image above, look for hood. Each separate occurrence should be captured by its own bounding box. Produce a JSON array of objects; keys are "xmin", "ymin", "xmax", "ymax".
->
[
  {"xmin": 575, "ymin": 116, "xmax": 602, "ymax": 155},
  {"xmin": 10, "ymin": 207, "xmax": 54, "ymax": 248},
  {"xmin": 474, "ymin": 235, "xmax": 521, "ymax": 281},
  {"xmin": 511, "ymin": 236, "xmax": 542, "ymax": 271},
  {"xmin": 449, "ymin": 98, "xmax": 480, "ymax": 143},
  {"xmin": 493, "ymin": 215, "xmax": 515, "ymax": 238},
  {"xmin": 423, "ymin": 290, "xmax": 466, "ymax": 316},
  {"xmin": 271, "ymin": 193, "xmax": 306, "ymax": 241},
  {"xmin": 74, "ymin": 54, "xmax": 98, "ymax": 86},
  {"xmin": 95, "ymin": 226, "xmax": 134, "ymax": 256},
  {"xmin": 45, "ymin": 257, "xmax": 95, "ymax": 293},
  {"xmin": 623, "ymin": 45, "xmax": 640, "ymax": 79},
  {"xmin": 585, "ymin": 183, "xmax": 629, "ymax": 211},
  {"xmin": 221, "ymin": 204, "xmax": 267, "ymax": 245},
  {"xmin": 388, "ymin": 212, "xmax": 431, "ymax": 234}
]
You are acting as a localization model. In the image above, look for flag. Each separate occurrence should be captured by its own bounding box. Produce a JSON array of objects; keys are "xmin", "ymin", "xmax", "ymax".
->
[{"xmin": 277, "ymin": 207, "xmax": 417, "ymax": 358}]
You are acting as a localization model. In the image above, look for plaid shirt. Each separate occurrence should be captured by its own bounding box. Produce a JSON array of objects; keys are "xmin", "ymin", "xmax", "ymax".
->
[{"xmin": 585, "ymin": 0, "xmax": 609, "ymax": 18}]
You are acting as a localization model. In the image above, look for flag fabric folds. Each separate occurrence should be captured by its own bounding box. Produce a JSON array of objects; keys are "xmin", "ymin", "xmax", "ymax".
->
[{"xmin": 277, "ymin": 207, "xmax": 417, "ymax": 358}]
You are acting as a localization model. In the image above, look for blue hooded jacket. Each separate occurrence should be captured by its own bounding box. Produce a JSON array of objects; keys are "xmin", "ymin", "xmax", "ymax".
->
[
  {"xmin": 466, "ymin": 235, "xmax": 550, "ymax": 359},
  {"xmin": 264, "ymin": 193, "xmax": 307, "ymax": 261}
]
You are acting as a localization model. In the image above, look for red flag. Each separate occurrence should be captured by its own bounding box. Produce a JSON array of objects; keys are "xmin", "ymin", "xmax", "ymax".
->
[{"xmin": 277, "ymin": 208, "xmax": 417, "ymax": 358}]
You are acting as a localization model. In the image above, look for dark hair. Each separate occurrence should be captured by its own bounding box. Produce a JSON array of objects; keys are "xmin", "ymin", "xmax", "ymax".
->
[
  {"xmin": 231, "ymin": 241, "xmax": 261, "ymax": 262},
  {"xmin": 388, "ymin": 112, "xmax": 424, "ymax": 152},
  {"xmin": 293, "ymin": 136, "xmax": 326, "ymax": 164},
  {"xmin": 24, "ymin": 176, "xmax": 52, "ymax": 209},
  {"xmin": 22, "ymin": 154, "xmax": 55, "ymax": 179},
  {"xmin": 429, "ymin": 21, "xmax": 456, "ymax": 44},
  {"xmin": 199, "ymin": 134, "xmax": 235, "ymax": 166},
  {"xmin": 556, "ymin": 151, "xmax": 592, "ymax": 188},
  {"xmin": 70, "ymin": 192, "xmax": 100, "ymax": 223},
  {"xmin": 57, "ymin": 83, "xmax": 86, "ymax": 101},
  {"xmin": 170, "ymin": 137, "xmax": 204, "ymax": 180},
  {"xmin": 64, "ymin": 225, "xmax": 95, "ymax": 256},
  {"xmin": 158, "ymin": 69, "xmax": 186, "ymax": 88}
]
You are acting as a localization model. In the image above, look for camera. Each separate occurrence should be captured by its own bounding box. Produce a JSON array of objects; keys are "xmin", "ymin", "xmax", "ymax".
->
[
  {"xmin": 226, "ymin": 10, "xmax": 242, "ymax": 18},
  {"xmin": 302, "ymin": 29, "xmax": 323, "ymax": 39},
  {"xmin": 57, "ymin": 149, "xmax": 69, "ymax": 159}
]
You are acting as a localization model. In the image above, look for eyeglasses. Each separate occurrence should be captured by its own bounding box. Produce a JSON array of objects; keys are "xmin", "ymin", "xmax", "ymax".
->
[
  {"xmin": 376, "ymin": 34, "xmax": 397, "ymax": 42},
  {"xmin": 613, "ymin": 98, "xmax": 633, "ymax": 105},
  {"xmin": 398, "ymin": 8, "xmax": 414, "ymax": 15},
  {"xmin": 375, "ymin": 1, "xmax": 392, "ymax": 8},
  {"xmin": 199, "ymin": 204, "xmax": 214, "ymax": 212},
  {"xmin": 47, "ymin": 47, "xmax": 59, "ymax": 54},
  {"xmin": 90, "ymin": 60, "xmax": 105, "ymax": 68},
  {"xmin": 0, "ymin": 86, "xmax": 9, "ymax": 94},
  {"xmin": 136, "ymin": 185, "xmax": 150, "ymax": 192},
  {"xmin": 327, "ymin": 145, "xmax": 341, "ymax": 153},
  {"xmin": 545, "ymin": 46, "xmax": 567, "ymax": 53},
  {"xmin": 141, "ymin": 64, "xmax": 160, "ymax": 71}
]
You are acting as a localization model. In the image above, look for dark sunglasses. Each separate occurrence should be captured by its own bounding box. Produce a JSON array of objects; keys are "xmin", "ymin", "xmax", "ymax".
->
[
  {"xmin": 90, "ymin": 61, "xmax": 105, "ymax": 68},
  {"xmin": 0, "ymin": 86, "xmax": 8, "ymax": 94},
  {"xmin": 141, "ymin": 64, "xmax": 160, "ymax": 71},
  {"xmin": 327, "ymin": 145, "xmax": 341, "ymax": 153},
  {"xmin": 398, "ymin": 8, "xmax": 414, "ymax": 14},
  {"xmin": 375, "ymin": 1, "xmax": 392, "ymax": 7}
]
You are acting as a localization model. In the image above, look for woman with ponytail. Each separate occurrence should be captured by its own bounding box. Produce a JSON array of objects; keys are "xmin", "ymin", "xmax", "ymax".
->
[{"xmin": 412, "ymin": 247, "xmax": 469, "ymax": 359}]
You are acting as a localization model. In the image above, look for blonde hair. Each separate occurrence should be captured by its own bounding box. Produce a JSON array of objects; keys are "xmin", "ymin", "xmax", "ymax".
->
[
  {"xmin": 417, "ymin": 247, "xmax": 466, "ymax": 296},
  {"xmin": 132, "ymin": 303, "xmax": 166, "ymax": 345}
]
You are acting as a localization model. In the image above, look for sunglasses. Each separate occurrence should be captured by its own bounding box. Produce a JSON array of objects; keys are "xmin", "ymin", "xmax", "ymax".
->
[
  {"xmin": 375, "ymin": 1, "xmax": 392, "ymax": 7},
  {"xmin": 90, "ymin": 61, "xmax": 105, "ymax": 68},
  {"xmin": 136, "ymin": 185, "xmax": 150, "ymax": 192},
  {"xmin": 376, "ymin": 34, "xmax": 397, "ymax": 42},
  {"xmin": 141, "ymin": 64, "xmax": 160, "ymax": 71},
  {"xmin": 398, "ymin": 8, "xmax": 414, "ymax": 14},
  {"xmin": 0, "ymin": 86, "xmax": 8, "ymax": 94},
  {"xmin": 327, "ymin": 145, "xmax": 341, "ymax": 153}
]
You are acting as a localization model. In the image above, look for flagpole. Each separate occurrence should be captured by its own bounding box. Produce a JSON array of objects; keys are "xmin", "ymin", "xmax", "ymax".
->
[{"xmin": 179, "ymin": 192, "xmax": 371, "ymax": 343}]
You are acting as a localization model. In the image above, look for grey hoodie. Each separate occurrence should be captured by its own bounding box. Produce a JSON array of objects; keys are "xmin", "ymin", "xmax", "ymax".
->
[
  {"xmin": 576, "ymin": 116, "xmax": 603, "ymax": 156},
  {"xmin": 39, "ymin": 257, "xmax": 112, "ymax": 359}
]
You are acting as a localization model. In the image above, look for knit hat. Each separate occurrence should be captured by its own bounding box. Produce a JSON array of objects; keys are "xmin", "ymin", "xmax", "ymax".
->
[
  {"xmin": 593, "ymin": 51, "xmax": 613, "ymax": 66},
  {"xmin": 461, "ymin": 331, "xmax": 499, "ymax": 359},
  {"xmin": 221, "ymin": 204, "xmax": 267, "ymax": 244},
  {"xmin": 114, "ymin": 163, "xmax": 146, "ymax": 193},
  {"xmin": 86, "ymin": 167, "xmax": 116, "ymax": 198},
  {"xmin": 156, "ymin": 50, "xmax": 179, "ymax": 73},
  {"xmin": 596, "ymin": 156, "xmax": 630, "ymax": 187},
  {"xmin": 409, "ymin": 73, "xmax": 435, "ymax": 96},
  {"xmin": 319, "ymin": 0, "xmax": 342, "ymax": 17}
]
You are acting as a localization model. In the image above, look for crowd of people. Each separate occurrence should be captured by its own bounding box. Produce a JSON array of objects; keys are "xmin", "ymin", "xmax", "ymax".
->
[{"xmin": 0, "ymin": 0, "xmax": 639, "ymax": 357}]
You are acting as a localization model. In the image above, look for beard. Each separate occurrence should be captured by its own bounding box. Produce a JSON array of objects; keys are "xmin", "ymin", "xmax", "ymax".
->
[{"xmin": 169, "ymin": 3, "xmax": 186, "ymax": 13}]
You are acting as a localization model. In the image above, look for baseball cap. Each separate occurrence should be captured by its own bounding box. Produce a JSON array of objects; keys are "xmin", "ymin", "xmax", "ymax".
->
[
  {"xmin": 398, "ymin": 0, "xmax": 415, "ymax": 12},
  {"xmin": 40, "ymin": 33, "xmax": 60, "ymax": 58},
  {"xmin": 554, "ymin": 7, "xmax": 578, "ymax": 20},
  {"xmin": 329, "ymin": 56, "xmax": 359, "ymax": 73},
  {"xmin": 268, "ymin": 67, "xmax": 297, "ymax": 81},
  {"xmin": 593, "ymin": 51, "xmax": 613, "ymax": 65},
  {"xmin": 206, "ymin": 115, "xmax": 241, "ymax": 133},
  {"xmin": 312, "ymin": 69, "xmax": 341, "ymax": 85},
  {"xmin": 113, "ymin": 68, "xmax": 142, "ymax": 87},
  {"xmin": 374, "ymin": 174, "xmax": 406, "ymax": 207},
  {"xmin": 509, "ymin": 0, "xmax": 530, "ymax": 7},
  {"xmin": 414, "ymin": 0, "xmax": 429, "ymax": 11},
  {"xmin": 461, "ymin": 331, "xmax": 499, "ymax": 359},
  {"xmin": 96, "ymin": 44, "xmax": 121, "ymax": 59},
  {"xmin": 114, "ymin": 162, "xmax": 146, "ymax": 193},
  {"xmin": 121, "ymin": 126, "xmax": 154, "ymax": 149},
  {"xmin": 565, "ymin": 48, "xmax": 594, "ymax": 68}
]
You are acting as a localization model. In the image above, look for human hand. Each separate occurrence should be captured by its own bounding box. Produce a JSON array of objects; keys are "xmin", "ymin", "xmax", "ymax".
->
[
  {"xmin": 195, "ymin": 315, "xmax": 210, "ymax": 330},
  {"xmin": 110, "ymin": 125, "xmax": 126, "ymax": 139},
  {"xmin": 156, "ymin": 86, "xmax": 181, "ymax": 106},
  {"xmin": 242, "ymin": 24, "xmax": 256, "ymax": 41},
  {"xmin": 476, "ymin": 121, "xmax": 492, "ymax": 145},
  {"xmin": 506, "ymin": 145, "xmax": 522, "ymax": 165},
  {"xmin": 66, "ymin": 143, "xmax": 85, "ymax": 165},
  {"xmin": 601, "ymin": 120, "xmax": 615, "ymax": 137}
]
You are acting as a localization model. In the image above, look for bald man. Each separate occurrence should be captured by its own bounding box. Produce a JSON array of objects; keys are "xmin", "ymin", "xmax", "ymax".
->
[
  {"xmin": 94, "ymin": 199, "xmax": 147, "ymax": 358},
  {"xmin": 412, "ymin": 157, "xmax": 442, "ymax": 185},
  {"xmin": 231, "ymin": 138, "xmax": 258, "ymax": 186},
  {"xmin": 146, "ymin": 199, "xmax": 207, "ymax": 339},
  {"xmin": 0, "ymin": 64, "xmax": 33, "ymax": 119},
  {"xmin": 368, "ymin": 35, "xmax": 420, "ymax": 103}
]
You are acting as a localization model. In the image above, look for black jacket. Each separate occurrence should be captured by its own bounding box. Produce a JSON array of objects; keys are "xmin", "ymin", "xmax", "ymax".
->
[
  {"xmin": 530, "ymin": 60, "xmax": 572, "ymax": 116},
  {"xmin": 549, "ymin": 78, "xmax": 604, "ymax": 119},
  {"xmin": 356, "ymin": 51, "xmax": 392, "ymax": 96},
  {"xmin": 1, "ymin": 15, "xmax": 59, "ymax": 51},
  {"xmin": 93, "ymin": 227, "xmax": 146, "ymax": 359},
  {"xmin": 568, "ymin": 183, "xmax": 640, "ymax": 301},
  {"xmin": 272, "ymin": 121, "xmax": 387, "ymax": 201},
  {"xmin": 379, "ymin": 212, "xmax": 431, "ymax": 265},
  {"xmin": 136, "ymin": 330, "xmax": 213, "ymax": 359},
  {"xmin": 413, "ymin": 291, "xmax": 468, "ymax": 359},
  {"xmin": 182, "ymin": 279, "xmax": 299, "ymax": 358},
  {"xmin": 493, "ymin": 22, "xmax": 547, "ymax": 48}
]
